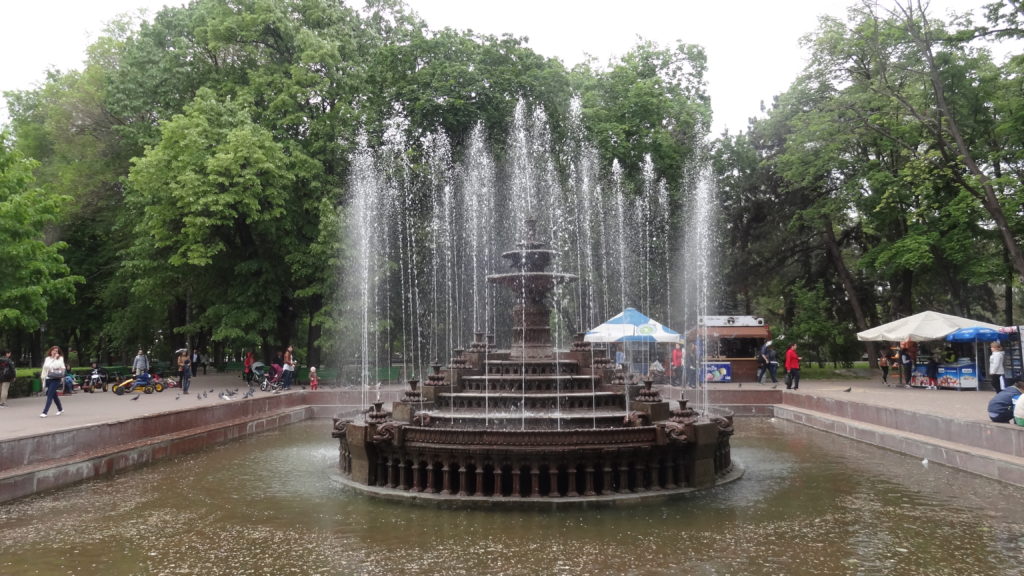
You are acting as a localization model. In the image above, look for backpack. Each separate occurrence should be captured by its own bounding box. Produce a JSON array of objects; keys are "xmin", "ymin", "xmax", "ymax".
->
[{"xmin": 0, "ymin": 358, "xmax": 14, "ymax": 381}]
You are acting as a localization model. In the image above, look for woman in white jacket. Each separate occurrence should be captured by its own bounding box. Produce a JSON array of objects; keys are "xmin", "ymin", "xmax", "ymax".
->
[
  {"xmin": 989, "ymin": 342, "xmax": 1006, "ymax": 393},
  {"xmin": 40, "ymin": 346, "xmax": 67, "ymax": 417}
]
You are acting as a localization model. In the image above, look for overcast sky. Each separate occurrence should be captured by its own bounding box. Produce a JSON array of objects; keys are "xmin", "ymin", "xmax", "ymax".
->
[{"xmin": 0, "ymin": 0, "xmax": 996, "ymax": 134}]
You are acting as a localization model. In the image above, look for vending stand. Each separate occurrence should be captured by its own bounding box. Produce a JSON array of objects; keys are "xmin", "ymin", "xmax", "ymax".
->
[{"xmin": 687, "ymin": 316, "xmax": 771, "ymax": 383}]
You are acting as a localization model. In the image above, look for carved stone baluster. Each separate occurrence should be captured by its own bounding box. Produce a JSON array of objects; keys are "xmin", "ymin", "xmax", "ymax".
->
[
  {"xmin": 618, "ymin": 463, "xmax": 630, "ymax": 492},
  {"xmin": 633, "ymin": 461, "xmax": 647, "ymax": 492},
  {"xmin": 493, "ymin": 465, "xmax": 503, "ymax": 497},
  {"xmin": 511, "ymin": 465, "xmax": 522, "ymax": 498},
  {"xmin": 426, "ymin": 461, "xmax": 436, "ymax": 493},
  {"xmin": 441, "ymin": 462, "xmax": 452, "ymax": 495},
  {"xmin": 649, "ymin": 459, "xmax": 663, "ymax": 491},
  {"xmin": 566, "ymin": 465, "xmax": 579, "ymax": 497},
  {"xmin": 411, "ymin": 461, "xmax": 422, "ymax": 492},
  {"xmin": 548, "ymin": 465, "xmax": 560, "ymax": 497},
  {"xmin": 457, "ymin": 463, "xmax": 468, "ymax": 497},
  {"xmin": 584, "ymin": 463, "xmax": 596, "ymax": 496}
]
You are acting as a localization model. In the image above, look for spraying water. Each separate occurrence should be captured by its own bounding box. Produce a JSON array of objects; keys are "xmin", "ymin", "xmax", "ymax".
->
[{"xmin": 340, "ymin": 97, "xmax": 701, "ymax": 421}]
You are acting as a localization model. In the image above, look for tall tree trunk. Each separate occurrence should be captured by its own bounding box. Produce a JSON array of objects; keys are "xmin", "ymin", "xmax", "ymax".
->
[{"xmin": 820, "ymin": 214, "xmax": 875, "ymax": 365}]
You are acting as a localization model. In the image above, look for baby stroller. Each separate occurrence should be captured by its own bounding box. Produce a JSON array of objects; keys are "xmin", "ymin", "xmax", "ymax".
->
[{"xmin": 251, "ymin": 362, "xmax": 284, "ymax": 392}]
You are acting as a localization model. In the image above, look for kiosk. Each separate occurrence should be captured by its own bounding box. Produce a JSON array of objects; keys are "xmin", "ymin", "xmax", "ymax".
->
[{"xmin": 687, "ymin": 316, "xmax": 771, "ymax": 383}]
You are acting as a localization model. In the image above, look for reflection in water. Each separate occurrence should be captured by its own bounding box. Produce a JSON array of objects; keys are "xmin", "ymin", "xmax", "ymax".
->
[{"xmin": 2, "ymin": 419, "xmax": 1024, "ymax": 575}]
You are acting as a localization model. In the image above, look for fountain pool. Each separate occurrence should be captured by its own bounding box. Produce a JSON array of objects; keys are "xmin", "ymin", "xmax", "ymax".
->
[{"xmin": 2, "ymin": 418, "xmax": 1022, "ymax": 575}]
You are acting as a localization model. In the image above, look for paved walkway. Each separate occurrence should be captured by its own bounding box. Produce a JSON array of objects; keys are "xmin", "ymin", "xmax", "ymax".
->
[
  {"xmin": 0, "ymin": 370, "xmax": 1003, "ymax": 442},
  {"xmin": 0, "ymin": 370, "xmax": 258, "ymax": 441}
]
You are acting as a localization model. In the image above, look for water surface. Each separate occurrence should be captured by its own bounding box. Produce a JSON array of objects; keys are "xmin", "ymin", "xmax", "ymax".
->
[{"xmin": 2, "ymin": 418, "xmax": 1022, "ymax": 575}]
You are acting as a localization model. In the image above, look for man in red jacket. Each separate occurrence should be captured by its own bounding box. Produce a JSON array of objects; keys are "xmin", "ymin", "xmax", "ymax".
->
[{"xmin": 785, "ymin": 343, "xmax": 802, "ymax": 390}]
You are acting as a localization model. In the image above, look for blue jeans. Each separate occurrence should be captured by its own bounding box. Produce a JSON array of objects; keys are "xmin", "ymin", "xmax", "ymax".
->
[
  {"xmin": 43, "ymin": 378, "xmax": 63, "ymax": 414},
  {"xmin": 283, "ymin": 369, "xmax": 293, "ymax": 389}
]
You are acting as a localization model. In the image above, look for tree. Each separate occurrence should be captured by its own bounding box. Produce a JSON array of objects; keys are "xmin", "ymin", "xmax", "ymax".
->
[
  {"xmin": 0, "ymin": 133, "xmax": 82, "ymax": 351},
  {"xmin": 572, "ymin": 40, "xmax": 711, "ymax": 189},
  {"xmin": 123, "ymin": 88, "xmax": 293, "ymax": 351}
]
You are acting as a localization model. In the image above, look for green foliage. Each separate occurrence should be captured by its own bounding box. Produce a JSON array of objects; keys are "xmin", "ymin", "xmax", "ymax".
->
[
  {"xmin": 572, "ymin": 40, "xmax": 710, "ymax": 188},
  {"xmin": 782, "ymin": 282, "xmax": 858, "ymax": 364},
  {"xmin": 8, "ymin": 0, "xmax": 1022, "ymax": 367},
  {"xmin": 0, "ymin": 134, "xmax": 82, "ymax": 332}
]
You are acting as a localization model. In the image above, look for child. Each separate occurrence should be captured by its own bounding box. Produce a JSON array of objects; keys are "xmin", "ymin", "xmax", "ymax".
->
[{"xmin": 309, "ymin": 366, "xmax": 318, "ymax": 390}]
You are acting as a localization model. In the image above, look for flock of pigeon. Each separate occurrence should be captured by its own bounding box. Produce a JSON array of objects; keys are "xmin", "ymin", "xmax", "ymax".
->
[{"xmin": 130, "ymin": 387, "xmax": 258, "ymax": 402}]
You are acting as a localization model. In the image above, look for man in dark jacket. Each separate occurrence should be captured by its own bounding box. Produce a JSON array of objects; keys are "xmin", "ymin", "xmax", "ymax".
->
[
  {"xmin": 0, "ymin": 350, "xmax": 15, "ymax": 407},
  {"xmin": 987, "ymin": 382, "xmax": 1024, "ymax": 423}
]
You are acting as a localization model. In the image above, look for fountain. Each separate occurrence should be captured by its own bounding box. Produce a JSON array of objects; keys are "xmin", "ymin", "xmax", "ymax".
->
[{"xmin": 332, "ymin": 221, "xmax": 738, "ymax": 504}]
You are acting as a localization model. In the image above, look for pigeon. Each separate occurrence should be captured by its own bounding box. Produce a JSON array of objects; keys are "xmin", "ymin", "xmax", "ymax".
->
[
  {"xmin": 175, "ymin": 394, "xmax": 181, "ymax": 400},
  {"xmin": 202, "ymin": 392, "xmax": 208, "ymax": 399},
  {"xmin": 131, "ymin": 394, "xmax": 141, "ymax": 401},
  {"xmin": 737, "ymin": 382, "xmax": 742, "ymax": 388},
  {"xmin": 209, "ymin": 389, "xmax": 215, "ymax": 394},
  {"xmin": 921, "ymin": 458, "xmax": 929, "ymax": 468},
  {"xmin": 843, "ymin": 387, "xmax": 852, "ymax": 392},
  {"xmin": 771, "ymin": 383, "xmax": 778, "ymax": 389},
  {"xmin": 219, "ymin": 392, "xmax": 231, "ymax": 401}
]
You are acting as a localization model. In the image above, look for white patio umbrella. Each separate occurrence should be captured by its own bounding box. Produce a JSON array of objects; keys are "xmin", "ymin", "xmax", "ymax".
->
[{"xmin": 856, "ymin": 311, "xmax": 1002, "ymax": 342}]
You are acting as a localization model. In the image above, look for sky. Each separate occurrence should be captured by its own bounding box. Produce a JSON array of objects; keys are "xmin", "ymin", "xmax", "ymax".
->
[{"xmin": 0, "ymin": 0, "xmax": 997, "ymax": 134}]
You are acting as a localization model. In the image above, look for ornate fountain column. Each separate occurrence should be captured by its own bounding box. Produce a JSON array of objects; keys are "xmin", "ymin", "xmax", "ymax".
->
[{"xmin": 487, "ymin": 220, "xmax": 577, "ymax": 361}]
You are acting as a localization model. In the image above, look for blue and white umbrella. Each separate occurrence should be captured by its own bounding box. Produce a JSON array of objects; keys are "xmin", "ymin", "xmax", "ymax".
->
[
  {"xmin": 944, "ymin": 326, "xmax": 1008, "ymax": 343},
  {"xmin": 584, "ymin": 308, "xmax": 681, "ymax": 343}
]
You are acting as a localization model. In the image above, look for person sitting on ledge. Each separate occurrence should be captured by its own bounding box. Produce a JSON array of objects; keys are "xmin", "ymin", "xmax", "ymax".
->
[{"xmin": 987, "ymin": 381, "xmax": 1024, "ymax": 423}]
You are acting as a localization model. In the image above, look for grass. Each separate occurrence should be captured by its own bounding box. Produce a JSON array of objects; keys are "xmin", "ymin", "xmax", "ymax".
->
[{"xmin": 800, "ymin": 361, "xmax": 875, "ymax": 380}]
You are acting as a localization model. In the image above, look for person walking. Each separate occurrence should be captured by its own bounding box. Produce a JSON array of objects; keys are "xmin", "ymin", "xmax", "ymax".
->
[
  {"xmin": 0, "ymin": 350, "xmax": 15, "ymax": 407},
  {"xmin": 878, "ymin": 349, "xmax": 890, "ymax": 387},
  {"xmin": 177, "ymin": 350, "xmax": 192, "ymax": 394},
  {"xmin": 756, "ymin": 341, "xmax": 769, "ymax": 384},
  {"xmin": 282, "ymin": 346, "xmax": 296, "ymax": 390},
  {"xmin": 670, "ymin": 343, "xmax": 683, "ymax": 387},
  {"xmin": 132, "ymin": 349, "xmax": 150, "ymax": 376},
  {"xmin": 243, "ymin": 351, "xmax": 254, "ymax": 385},
  {"xmin": 765, "ymin": 344, "xmax": 780, "ymax": 385},
  {"xmin": 899, "ymin": 345, "xmax": 914, "ymax": 388},
  {"xmin": 989, "ymin": 342, "xmax": 1006, "ymax": 393},
  {"xmin": 191, "ymin": 349, "xmax": 200, "ymax": 377},
  {"xmin": 40, "ymin": 346, "xmax": 67, "ymax": 418},
  {"xmin": 784, "ymin": 343, "xmax": 801, "ymax": 390}
]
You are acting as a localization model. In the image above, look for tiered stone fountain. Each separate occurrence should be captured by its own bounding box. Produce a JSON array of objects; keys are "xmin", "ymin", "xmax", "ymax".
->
[{"xmin": 333, "ymin": 222, "xmax": 738, "ymax": 505}]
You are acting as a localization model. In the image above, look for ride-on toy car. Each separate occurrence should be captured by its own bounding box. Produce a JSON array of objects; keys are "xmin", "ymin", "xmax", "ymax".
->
[{"xmin": 112, "ymin": 372, "xmax": 164, "ymax": 395}]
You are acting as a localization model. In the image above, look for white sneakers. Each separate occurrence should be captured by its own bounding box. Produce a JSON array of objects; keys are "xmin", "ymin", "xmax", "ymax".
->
[{"xmin": 39, "ymin": 410, "xmax": 63, "ymax": 418}]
